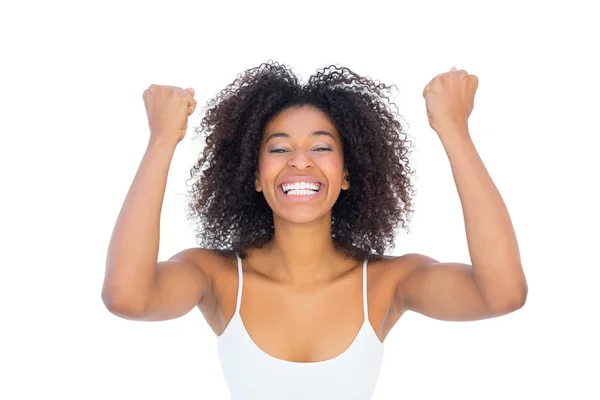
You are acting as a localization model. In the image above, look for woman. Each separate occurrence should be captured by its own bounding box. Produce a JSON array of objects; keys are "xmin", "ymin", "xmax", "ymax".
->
[{"xmin": 102, "ymin": 62, "xmax": 527, "ymax": 400}]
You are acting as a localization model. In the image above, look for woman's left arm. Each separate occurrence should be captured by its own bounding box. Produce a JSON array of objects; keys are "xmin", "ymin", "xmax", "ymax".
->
[{"xmin": 397, "ymin": 68, "xmax": 528, "ymax": 321}]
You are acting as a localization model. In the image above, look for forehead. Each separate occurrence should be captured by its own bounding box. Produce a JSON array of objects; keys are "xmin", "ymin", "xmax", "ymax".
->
[{"xmin": 263, "ymin": 105, "xmax": 339, "ymax": 139}]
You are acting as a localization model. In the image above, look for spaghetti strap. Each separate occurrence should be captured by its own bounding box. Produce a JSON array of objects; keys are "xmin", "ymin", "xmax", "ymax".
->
[
  {"xmin": 362, "ymin": 258, "xmax": 369, "ymax": 321},
  {"xmin": 235, "ymin": 253, "xmax": 244, "ymax": 314}
]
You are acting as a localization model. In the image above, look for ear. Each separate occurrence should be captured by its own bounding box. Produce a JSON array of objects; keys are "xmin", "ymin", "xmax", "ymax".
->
[
  {"xmin": 254, "ymin": 171, "xmax": 262, "ymax": 192},
  {"xmin": 341, "ymin": 169, "xmax": 350, "ymax": 190}
]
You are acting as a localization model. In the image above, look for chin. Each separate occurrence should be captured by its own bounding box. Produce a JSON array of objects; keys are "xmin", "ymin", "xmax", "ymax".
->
[{"xmin": 273, "ymin": 209, "xmax": 332, "ymax": 225}]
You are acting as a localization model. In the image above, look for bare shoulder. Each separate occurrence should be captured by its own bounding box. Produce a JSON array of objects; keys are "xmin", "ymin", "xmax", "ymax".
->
[
  {"xmin": 170, "ymin": 247, "xmax": 235, "ymax": 270},
  {"xmin": 169, "ymin": 247, "xmax": 241, "ymax": 329},
  {"xmin": 367, "ymin": 254, "xmax": 439, "ymax": 309},
  {"xmin": 362, "ymin": 253, "xmax": 437, "ymax": 340},
  {"xmin": 168, "ymin": 247, "xmax": 239, "ymax": 288},
  {"xmin": 368, "ymin": 252, "xmax": 437, "ymax": 284}
]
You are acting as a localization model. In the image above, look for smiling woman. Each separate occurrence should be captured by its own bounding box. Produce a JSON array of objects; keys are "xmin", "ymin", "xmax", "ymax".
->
[
  {"xmin": 101, "ymin": 61, "xmax": 527, "ymax": 400},
  {"xmin": 186, "ymin": 63, "xmax": 415, "ymax": 260},
  {"xmin": 258, "ymin": 108, "xmax": 350, "ymax": 223}
]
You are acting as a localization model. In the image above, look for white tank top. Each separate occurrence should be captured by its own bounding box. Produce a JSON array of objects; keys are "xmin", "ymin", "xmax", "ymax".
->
[{"xmin": 217, "ymin": 254, "xmax": 384, "ymax": 400}]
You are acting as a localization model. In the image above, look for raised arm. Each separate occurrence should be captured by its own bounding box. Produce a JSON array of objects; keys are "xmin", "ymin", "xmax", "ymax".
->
[
  {"xmin": 397, "ymin": 68, "xmax": 528, "ymax": 321},
  {"xmin": 101, "ymin": 85, "xmax": 210, "ymax": 321}
]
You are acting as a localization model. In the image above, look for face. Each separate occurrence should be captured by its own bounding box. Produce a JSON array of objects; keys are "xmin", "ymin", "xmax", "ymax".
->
[{"xmin": 255, "ymin": 105, "xmax": 350, "ymax": 224}]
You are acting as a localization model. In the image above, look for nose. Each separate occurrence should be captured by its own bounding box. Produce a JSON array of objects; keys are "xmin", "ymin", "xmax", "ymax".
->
[{"xmin": 288, "ymin": 149, "xmax": 313, "ymax": 170}]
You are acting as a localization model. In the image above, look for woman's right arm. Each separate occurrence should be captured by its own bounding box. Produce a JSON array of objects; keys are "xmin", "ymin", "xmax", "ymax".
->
[{"xmin": 101, "ymin": 85, "xmax": 209, "ymax": 321}]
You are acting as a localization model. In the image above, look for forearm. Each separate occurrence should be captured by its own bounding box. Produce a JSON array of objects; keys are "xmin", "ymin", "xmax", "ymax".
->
[
  {"xmin": 439, "ymin": 125, "xmax": 527, "ymax": 310},
  {"xmin": 102, "ymin": 138, "xmax": 178, "ymax": 311}
]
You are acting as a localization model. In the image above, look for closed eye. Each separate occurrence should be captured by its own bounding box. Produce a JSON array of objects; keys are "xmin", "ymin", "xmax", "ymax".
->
[{"xmin": 269, "ymin": 148, "xmax": 331, "ymax": 153}]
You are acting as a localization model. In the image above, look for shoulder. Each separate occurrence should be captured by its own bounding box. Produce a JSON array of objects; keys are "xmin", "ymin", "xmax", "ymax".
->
[
  {"xmin": 367, "ymin": 253, "xmax": 439, "ymax": 302},
  {"xmin": 358, "ymin": 253, "xmax": 438, "ymax": 329},
  {"xmin": 171, "ymin": 247, "xmax": 243, "ymax": 309},
  {"xmin": 168, "ymin": 247, "xmax": 239, "ymax": 282},
  {"xmin": 368, "ymin": 253, "xmax": 438, "ymax": 280}
]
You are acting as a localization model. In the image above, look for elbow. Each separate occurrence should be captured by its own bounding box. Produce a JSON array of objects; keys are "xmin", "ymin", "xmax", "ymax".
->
[
  {"xmin": 486, "ymin": 285, "xmax": 528, "ymax": 315},
  {"xmin": 101, "ymin": 289, "xmax": 147, "ymax": 319}
]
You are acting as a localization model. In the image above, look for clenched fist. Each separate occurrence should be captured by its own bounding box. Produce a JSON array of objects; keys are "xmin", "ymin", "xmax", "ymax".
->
[
  {"xmin": 423, "ymin": 67, "xmax": 478, "ymax": 133},
  {"xmin": 143, "ymin": 85, "xmax": 197, "ymax": 145}
]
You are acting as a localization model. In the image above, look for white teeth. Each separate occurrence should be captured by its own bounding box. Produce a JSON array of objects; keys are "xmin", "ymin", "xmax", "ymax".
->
[
  {"xmin": 282, "ymin": 182, "xmax": 320, "ymax": 195},
  {"xmin": 286, "ymin": 189, "xmax": 316, "ymax": 196}
]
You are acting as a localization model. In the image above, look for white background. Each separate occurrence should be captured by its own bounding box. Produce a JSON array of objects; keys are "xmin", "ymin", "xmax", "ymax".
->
[{"xmin": 1, "ymin": 0, "xmax": 598, "ymax": 399}]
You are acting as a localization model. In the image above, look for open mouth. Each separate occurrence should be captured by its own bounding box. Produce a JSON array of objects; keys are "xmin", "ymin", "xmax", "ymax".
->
[{"xmin": 280, "ymin": 182, "xmax": 322, "ymax": 196}]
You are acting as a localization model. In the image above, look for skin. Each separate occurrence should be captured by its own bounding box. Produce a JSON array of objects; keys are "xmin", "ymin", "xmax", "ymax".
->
[{"xmin": 102, "ymin": 68, "xmax": 528, "ymax": 364}]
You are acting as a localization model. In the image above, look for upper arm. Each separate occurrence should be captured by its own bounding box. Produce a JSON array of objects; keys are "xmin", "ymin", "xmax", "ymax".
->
[
  {"xmin": 139, "ymin": 248, "xmax": 212, "ymax": 321},
  {"xmin": 396, "ymin": 254, "xmax": 503, "ymax": 321}
]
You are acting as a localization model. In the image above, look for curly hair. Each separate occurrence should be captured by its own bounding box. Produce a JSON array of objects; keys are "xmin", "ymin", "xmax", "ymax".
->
[{"xmin": 186, "ymin": 61, "xmax": 415, "ymax": 260}]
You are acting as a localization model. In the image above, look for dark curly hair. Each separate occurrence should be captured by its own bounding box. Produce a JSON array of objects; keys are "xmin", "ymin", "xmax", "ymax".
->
[{"xmin": 186, "ymin": 61, "xmax": 415, "ymax": 260}]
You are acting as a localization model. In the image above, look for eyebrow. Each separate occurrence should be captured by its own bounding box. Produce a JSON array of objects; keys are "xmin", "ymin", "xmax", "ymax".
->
[{"xmin": 265, "ymin": 130, "xmax": 336, "ymax": 143}]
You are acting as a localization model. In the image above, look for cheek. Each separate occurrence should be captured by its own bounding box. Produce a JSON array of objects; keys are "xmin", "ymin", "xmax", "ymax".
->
[
  {"xmin": 317, "ymin": 157, "xmax": 345, "ymax": 186},
  {"xmin": 258, "ymin": 157, "xmax": 282, "ymax": 187}
]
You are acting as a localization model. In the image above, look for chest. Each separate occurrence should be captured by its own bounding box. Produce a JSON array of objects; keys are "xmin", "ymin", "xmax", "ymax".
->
[
  {"xmin": 240, "ymin": 279, "xmax": 367, "ymax": 362},
  {"xmin": 203, "ymin": 260, "xmax": 402, "ymax": 362}
]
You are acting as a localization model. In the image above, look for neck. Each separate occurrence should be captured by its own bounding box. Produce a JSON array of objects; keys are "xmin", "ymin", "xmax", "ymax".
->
[{"xmin": 259, "ymin": 213, "xmax": 345, "ymax": 283}]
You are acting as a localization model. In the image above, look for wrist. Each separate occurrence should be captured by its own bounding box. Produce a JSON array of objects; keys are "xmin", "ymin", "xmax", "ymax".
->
[
  {"xmin": 434, "ymin": 120, "xmax": 469, "ymax": 135},
  {"xmin": 435, "ymin": 126, "xmax": 477, "ymax": 156},
  {"xmin": 434, "ymin": 122, "xmax": 470, "ymax": 142},
  {"xmin": 147, "ymin": 136, "xmax": 179, "ymax": 152}
]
